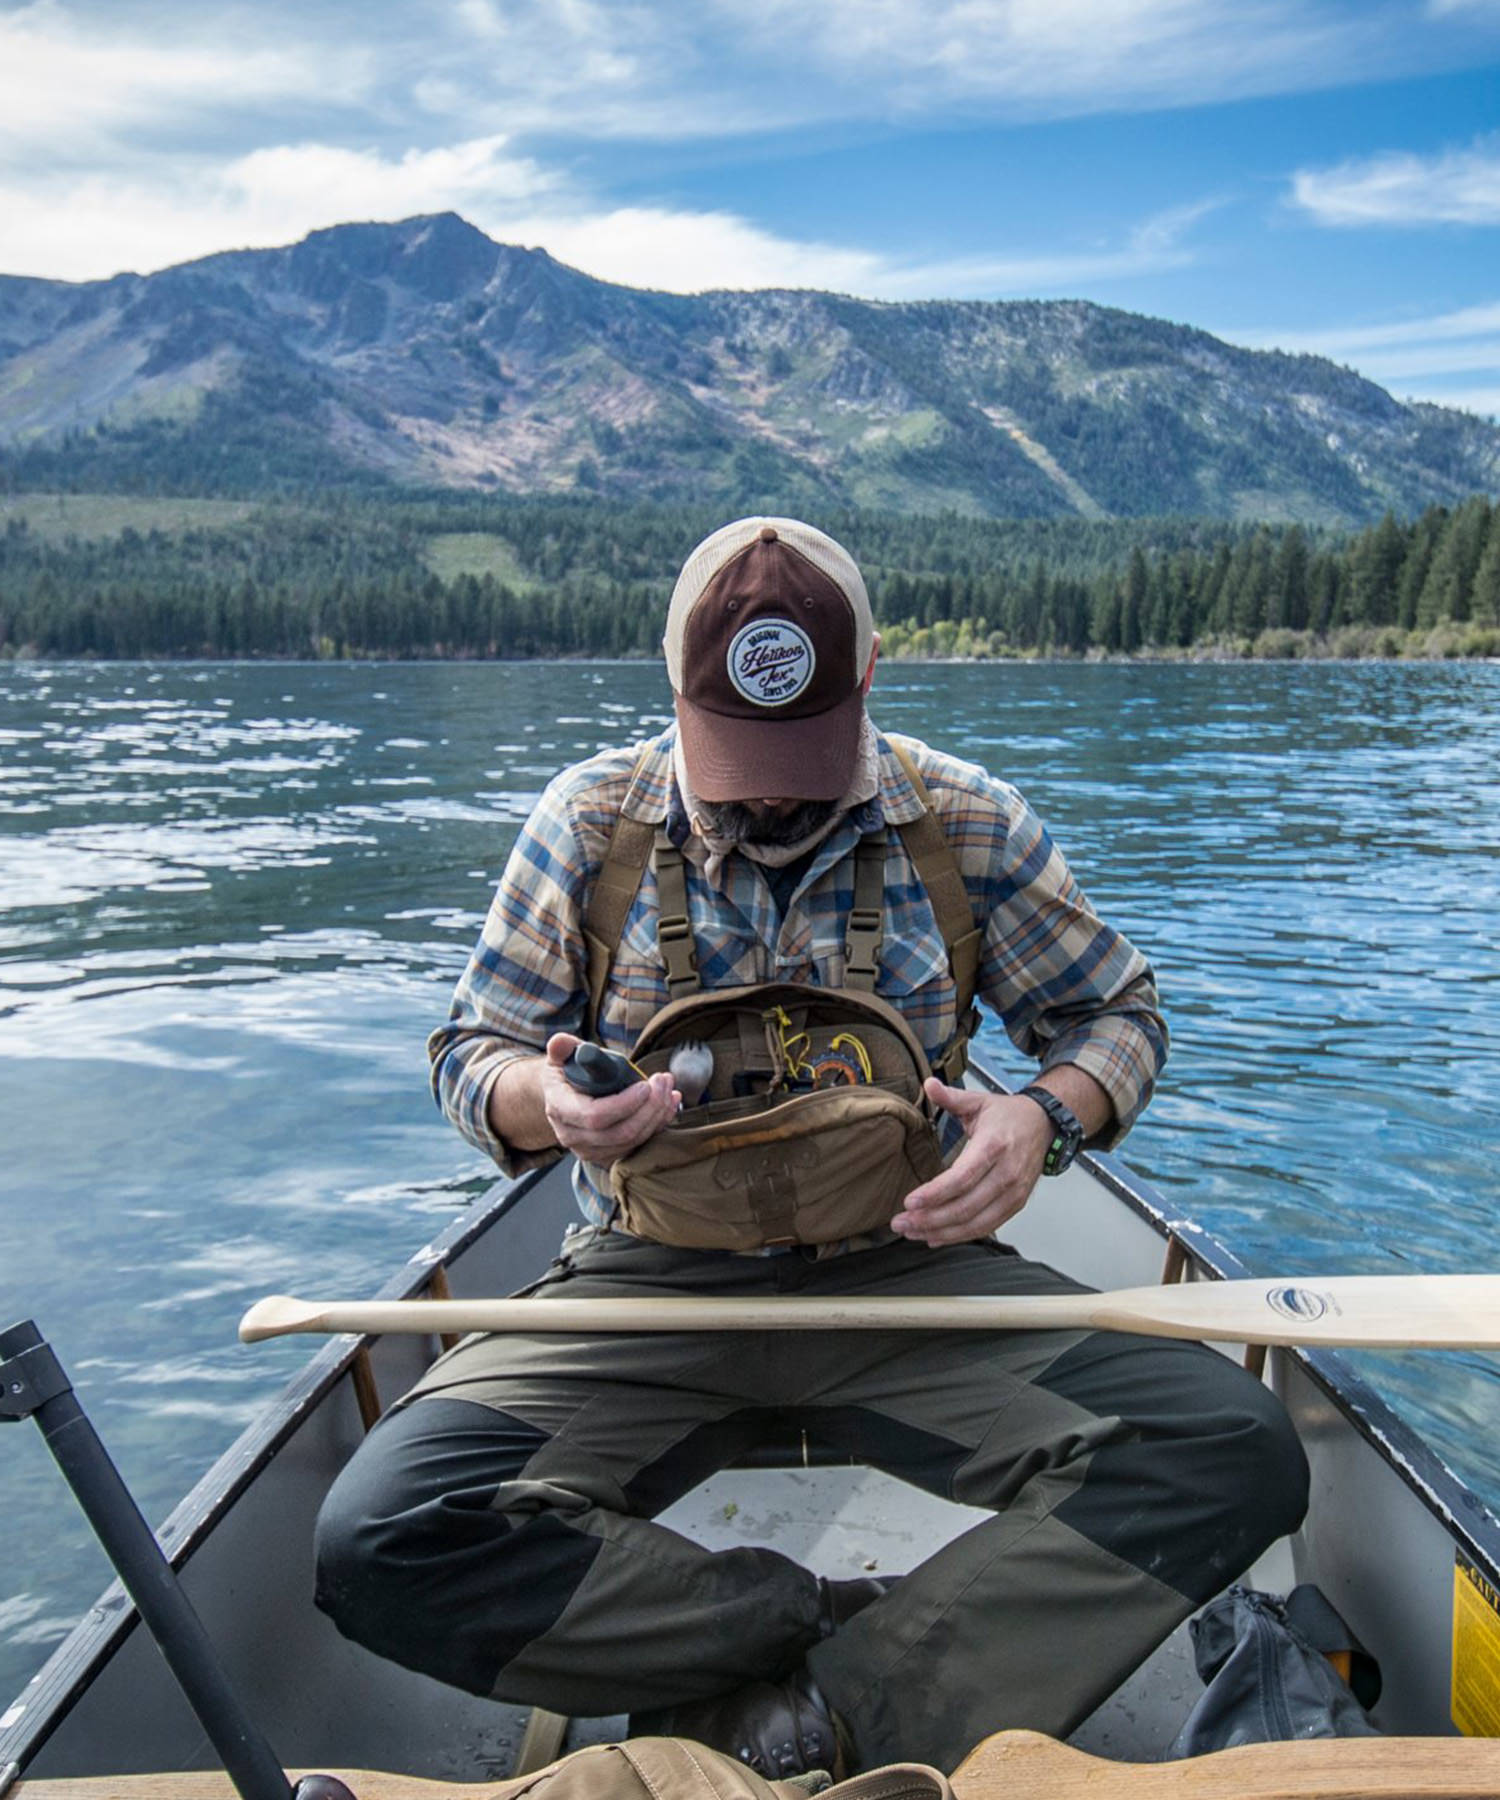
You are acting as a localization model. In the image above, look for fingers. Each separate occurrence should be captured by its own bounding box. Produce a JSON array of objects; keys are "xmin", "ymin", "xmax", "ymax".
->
[
  {"xmin": 892, "ymin": 1150, "xmax": 1032, "ymax": 1245},
  {"xmin": 893, "ymin": 1090, "xmax": 1050, "ymax": 1247},
  {"xmin": 543, "ymin": 1059, "xmax": 679, "ymax": 1165},
  {"xmin": 924, "ymin": 1075, "xmax": 982, "ymax": 1116}
]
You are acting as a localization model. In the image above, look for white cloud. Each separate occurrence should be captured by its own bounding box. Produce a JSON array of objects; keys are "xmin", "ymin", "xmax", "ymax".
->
[
  {"xmin": 1291, "ymin": 137, "xmax": 1500, "ymax": 226},
  {"xmin": 1215, "ymin": 301, "xmax": 1500, "ymax": 419},
  {"xmin": 0, "ymin": 137, "xmax": 554, "ymax": 282},
  {"xmin": 411, "ymin": 0, "xmax": 1461, "ymax": 147},
  {"xmin": 1, "ymin": 0, "xmax": 1490, "ymax": 185},
  {"xmin": 847, "ymin": 200, "xmax": 1218, "ymax": 300},
  {"xmin": 2, "ymin": 120, "xmax": 1213, "ymax": 301},
  {"xmin": 499, "ymin": 195, "xmax": 1213, "ymax": 299},
  {"xmin": 1351, "ymin": 345, "xmax": 1500, "ymax": 383},
  {"xmin": 231, "ymin": 138, "xmax": 554, "ymax": 221},
  {"xmin": 0, "ymin": 2, "xmax": 368, "ymax": 159},
  {"xmin": 1232, "ymin": 300, "xmax": 1500, "ymax": 358},
  {"xmin": 510, "ymin": 208, "xmax": 891, "ymax": 296},
  {"xmin": 705, "ymin": 0, "xmax": 1380, "ymax": 118},
  {"xmin": 1423, "ymin": 385, "xmax": 1500, "ymax": 418}
]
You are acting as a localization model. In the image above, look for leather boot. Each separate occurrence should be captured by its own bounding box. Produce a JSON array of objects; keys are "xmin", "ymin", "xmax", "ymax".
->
[{"xmin": 634, "ymin": 1667, "xmax": 848, "ymax": 1780}]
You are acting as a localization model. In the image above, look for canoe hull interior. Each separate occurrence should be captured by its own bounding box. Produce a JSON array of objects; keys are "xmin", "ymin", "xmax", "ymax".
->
[{"xmin": 6, "ymin": 1080, "xmax": 1499, "ymax": 1775}]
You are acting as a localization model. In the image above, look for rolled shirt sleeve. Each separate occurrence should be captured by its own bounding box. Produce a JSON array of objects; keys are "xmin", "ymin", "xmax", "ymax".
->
[
  {"xmin": 427, "ymin": 749, "xmax": 635, "ymax": 1174},
  {"xmin": 897, "ymin": 741, "xmax": 1168, "ymax": 1144},
  {"xmin": 980, "ymin": 798, "xmax": 1166, "ymax": 1141}
]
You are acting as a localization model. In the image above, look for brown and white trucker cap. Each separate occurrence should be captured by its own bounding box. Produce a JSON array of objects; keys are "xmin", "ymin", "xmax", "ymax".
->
[{"xmin": 663, "ymin": 517, "xmax": 875, "ymax": 802}]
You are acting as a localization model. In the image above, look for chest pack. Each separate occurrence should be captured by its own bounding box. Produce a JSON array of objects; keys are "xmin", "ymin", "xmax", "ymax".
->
[
  {"xmin": 580, "ymin": 742, "xmax": 982, "ymax": 1252},
  {"xmin": 486, "ymin": 1735, "xmax": 952, "ymax": 1800}
]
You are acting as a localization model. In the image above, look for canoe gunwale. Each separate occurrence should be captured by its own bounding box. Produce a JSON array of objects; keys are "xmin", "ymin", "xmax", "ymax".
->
[{"xmin": 0, "ymin": 1167, "xmax": 550, "ymax": 1772}]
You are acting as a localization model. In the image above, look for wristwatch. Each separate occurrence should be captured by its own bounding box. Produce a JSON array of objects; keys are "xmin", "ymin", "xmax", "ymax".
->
[{"xmin": 1017, "ymin": 1085, "xmax": 1084, "ymax": 1177}]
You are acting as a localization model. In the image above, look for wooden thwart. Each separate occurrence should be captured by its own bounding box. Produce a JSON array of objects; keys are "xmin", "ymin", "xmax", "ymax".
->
[
  {"xmin": 950, "ymin": 1728, "xmax": 1500, "ymax": 1798},
  {"xmin": 14, "ymin": 1731, "xmax": 1500, "ymax": 1800}
]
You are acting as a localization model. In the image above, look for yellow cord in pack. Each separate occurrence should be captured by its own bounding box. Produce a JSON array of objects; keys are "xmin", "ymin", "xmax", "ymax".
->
[
  {"xmin": 764, "ymin": 1004, "xmax": 813, "ymax": 1090},
  {"xmin": 831, "ymin": 1032, "xmax": 874, "ymax": 1081},
  {"xmin": 809, "ymin": 1033, "xmax": 874, "ymax": 1088},
  {"xmin": 762, "ymin": 1014, "xmax": 877, "ymax": 1091}
]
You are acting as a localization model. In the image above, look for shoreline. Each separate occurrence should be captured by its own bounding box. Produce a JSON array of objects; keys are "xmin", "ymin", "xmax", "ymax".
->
[{"xmin": 7, "ymin": 641, "xmax": 1500, "ymax": 667}]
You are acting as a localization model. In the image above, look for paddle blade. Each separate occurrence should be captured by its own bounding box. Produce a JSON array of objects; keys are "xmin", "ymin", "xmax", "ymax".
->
[{"xmin": 1089, "ymin": 1273, "xmax": 1500, "ymax": 1350}]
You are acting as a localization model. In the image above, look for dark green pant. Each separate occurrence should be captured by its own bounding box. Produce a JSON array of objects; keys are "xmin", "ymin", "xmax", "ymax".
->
[{"xmin": 315, "ymin": 1228, "xmax": 1307, "ymax": 1770}]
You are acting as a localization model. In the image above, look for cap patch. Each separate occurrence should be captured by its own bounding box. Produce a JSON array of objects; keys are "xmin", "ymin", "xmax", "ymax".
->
[{"xmin": 727, "ymin": 618, "xmax": 816, "ymax": 707}]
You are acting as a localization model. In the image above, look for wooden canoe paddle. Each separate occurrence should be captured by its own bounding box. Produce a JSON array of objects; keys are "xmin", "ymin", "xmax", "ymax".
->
[{"xmin": 239, "ymin": 1273, "xmax": 1500, "ymax": 1349}]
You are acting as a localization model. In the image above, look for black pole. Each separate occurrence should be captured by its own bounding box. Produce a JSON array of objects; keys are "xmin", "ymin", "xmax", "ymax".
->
[{"xmin": 1, "ymin": 1320, "xmax": 349, "ymax": 1800}]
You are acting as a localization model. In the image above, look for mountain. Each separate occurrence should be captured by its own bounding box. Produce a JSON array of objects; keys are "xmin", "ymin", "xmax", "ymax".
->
[{"xmin": 2, "ymin": 213, "xmax": 1496, "ymax": 523}]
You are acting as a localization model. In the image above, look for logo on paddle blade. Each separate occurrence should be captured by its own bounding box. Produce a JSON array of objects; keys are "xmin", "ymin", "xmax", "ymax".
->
[{"xmin": 1265, "ymin": 1285, "xmax": 1334, "ymax": 1322}]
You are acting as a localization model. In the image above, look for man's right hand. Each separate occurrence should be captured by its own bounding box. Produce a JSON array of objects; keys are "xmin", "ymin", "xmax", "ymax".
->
[{"xmin": 538, "ymin": 1033, "xmax": 679, "ymax": 1165}]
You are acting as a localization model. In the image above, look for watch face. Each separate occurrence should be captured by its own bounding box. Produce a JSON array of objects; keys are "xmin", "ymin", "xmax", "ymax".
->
[{"xmin": 1046, "ymin": 1131, "xmax": 1079, "ymax": 1176}]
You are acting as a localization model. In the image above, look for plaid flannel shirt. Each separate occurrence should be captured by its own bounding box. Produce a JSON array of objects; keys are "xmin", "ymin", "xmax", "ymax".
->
[{"xmin": 429, "ymin": 724, "xmax": 1168, "ymax": 1225}]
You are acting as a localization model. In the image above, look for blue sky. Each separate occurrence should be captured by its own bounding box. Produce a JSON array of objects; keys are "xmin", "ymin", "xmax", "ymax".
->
[{"xmin": 4, "ymin": 0, "xmax": 1500, "ymax": 415}]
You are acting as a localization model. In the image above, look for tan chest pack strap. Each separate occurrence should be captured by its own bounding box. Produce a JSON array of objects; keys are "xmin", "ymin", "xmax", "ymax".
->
[
  {"xmin": 582, "ymin": 805, "xmax": 657, "ymax": 1041},
  {"xmin": 651, "ymin": 828, "xmax": 701, "ymax": 1001},
  {"xmin": 888, "ymin": 741, "xmax": 984, "ymax": 1084},
  {"xmin": 842, "ymin": 831, "xmax": 887, "ymax": 991}
]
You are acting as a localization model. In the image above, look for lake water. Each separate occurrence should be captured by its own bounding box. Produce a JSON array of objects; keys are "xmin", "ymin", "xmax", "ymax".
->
[{"xmin": 2, "ymin": 657, "xmax": 1499, "ymax": 1707}]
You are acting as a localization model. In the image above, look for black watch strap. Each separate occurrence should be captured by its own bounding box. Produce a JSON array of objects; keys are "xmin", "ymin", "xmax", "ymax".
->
[{"xmin": 1017, "ymin": 1084, "xmax": 1084, "ymax": 1176}]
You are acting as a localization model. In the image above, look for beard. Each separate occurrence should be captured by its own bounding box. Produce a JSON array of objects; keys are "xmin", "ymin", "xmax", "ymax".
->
[{"xmin": 706, "ymin": 798, "xmax": 841, "ymax": 847}]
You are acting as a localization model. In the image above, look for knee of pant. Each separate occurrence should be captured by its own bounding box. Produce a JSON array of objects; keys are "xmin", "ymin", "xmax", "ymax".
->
[
  {"xmin": 312, "ymin": 1452, "xmax": 397, "ymax": 1643},
  {"xmin": 1204, "ymin": 1380, "xmax": 1310, "ymax": 1544},
  {"xmin": 311, "ymin": 1428, "xmax": 467, "ymax": 1647}
]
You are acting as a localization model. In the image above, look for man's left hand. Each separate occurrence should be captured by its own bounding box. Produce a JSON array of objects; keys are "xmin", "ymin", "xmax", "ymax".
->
[{"xmin": 890, "ymin": 1080, "xmax": 1052, "ymax": 1247}]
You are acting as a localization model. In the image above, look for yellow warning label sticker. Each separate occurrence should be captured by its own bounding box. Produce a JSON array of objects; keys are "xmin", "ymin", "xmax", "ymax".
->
[{"xmin": 1453, "ymin": 1555, "xmax": 1500, "ymax": 1736}]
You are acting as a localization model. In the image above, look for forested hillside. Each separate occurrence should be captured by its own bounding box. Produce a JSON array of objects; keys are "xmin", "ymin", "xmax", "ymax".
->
[{"xmin": 3, "ymin": 493, "xmax": 1496, "ymax": 661}]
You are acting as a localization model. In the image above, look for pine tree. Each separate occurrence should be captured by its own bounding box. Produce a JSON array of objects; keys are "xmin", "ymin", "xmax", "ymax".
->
[
  {"xmin": 1092, "ymin": 576, "xmax": 1122, "ymax": 653},
  {"xmin": 1398, "ymin": 507, "xmax": 1445, "ymax": 630},
  {"xmin": 1469, "ymin": 516, "xmax": 1500, "ymax": 627},
  {"xmin": 1269, "ymin": 526, "xmax": 1310, "ymax": 632},
  {"xmin": 1350, "ymin": 511, "xmax": 1405, "ymax": 627},
  {"xmin": 1416, "ymin": 497, "xmax": 1491, "ymax": 626},
  {"xmin": 1120, "ymin": 546, "xmax": 1148, "ymax": 653}
]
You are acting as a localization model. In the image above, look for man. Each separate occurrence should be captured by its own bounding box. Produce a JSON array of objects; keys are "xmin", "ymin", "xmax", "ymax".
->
[{"xmin": 315, "ymin": 517, "xmax": 1307, "ymax": 1776}]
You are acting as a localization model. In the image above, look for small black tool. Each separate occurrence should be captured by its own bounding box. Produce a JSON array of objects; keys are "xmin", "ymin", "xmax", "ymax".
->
[{"xmin": 562, "ymin": 1042, "xmax": 645, "ymax": 1097}]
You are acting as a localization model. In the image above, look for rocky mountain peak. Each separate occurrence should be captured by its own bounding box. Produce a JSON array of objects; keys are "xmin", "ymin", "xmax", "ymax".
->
[{"xmin": 1, "ymin": 215, "xmax": 1495, "ymax": 521}]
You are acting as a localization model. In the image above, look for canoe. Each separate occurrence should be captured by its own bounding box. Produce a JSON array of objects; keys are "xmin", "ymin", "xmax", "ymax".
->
[{"xmin": 5, "ymin": 1051, "xmax": 1500, "ymax": 1791}]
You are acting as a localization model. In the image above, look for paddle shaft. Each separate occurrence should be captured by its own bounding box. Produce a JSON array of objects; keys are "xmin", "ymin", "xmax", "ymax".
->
[{"xmin": 239, "ymin": 1273, "xmax": 1500, "ymax": 1350}]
